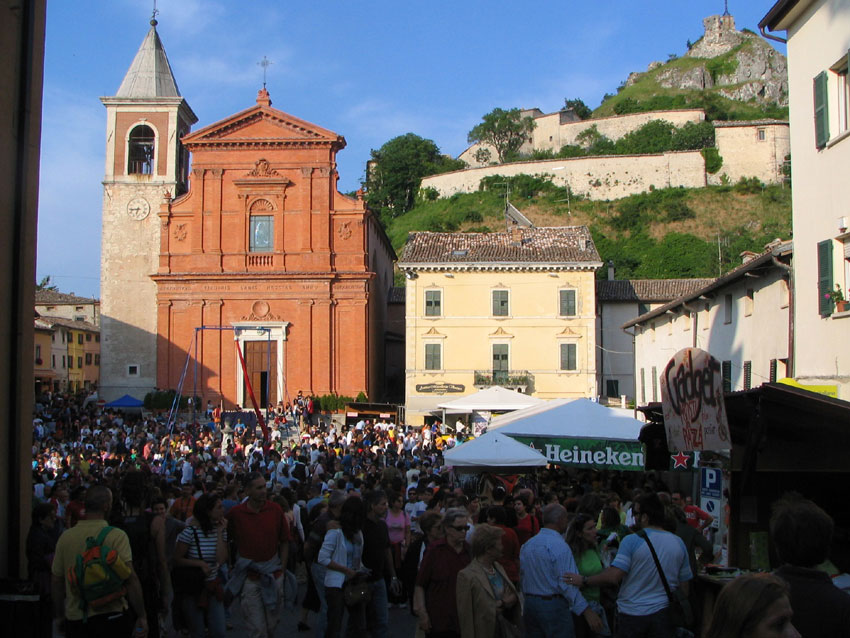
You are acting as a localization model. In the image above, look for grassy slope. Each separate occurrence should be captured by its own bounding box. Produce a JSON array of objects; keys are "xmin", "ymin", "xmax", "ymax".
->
[{"xmin": 388, "ymin": 183, "xmax": 791, "ymax": 279}]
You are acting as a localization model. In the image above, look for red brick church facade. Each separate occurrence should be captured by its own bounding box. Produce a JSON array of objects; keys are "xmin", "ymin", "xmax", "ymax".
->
[{"xmin": 152, "ymin": 89, "xmax": 395, "ymax": 408}]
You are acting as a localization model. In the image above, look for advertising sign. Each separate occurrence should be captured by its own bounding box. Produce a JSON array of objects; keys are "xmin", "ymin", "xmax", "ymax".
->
[
  {"xmin": 509, "ymin": 436, "xmax": 645, "ymax": 471},
  {"xmin": 661, "ymin": 348, "xmax": 731, "ymax": 451}
]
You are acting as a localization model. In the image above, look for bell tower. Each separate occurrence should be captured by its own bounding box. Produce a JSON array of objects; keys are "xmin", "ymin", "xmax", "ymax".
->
[{"xmin": 99, "ymin": 17, "xmax": 197, "ymax": 401}]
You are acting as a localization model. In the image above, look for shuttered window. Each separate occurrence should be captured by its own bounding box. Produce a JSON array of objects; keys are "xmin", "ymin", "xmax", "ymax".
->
[
  {"xmin": 743, "ymin": 361, "xmax": 752, "ymax": 390},
  {"xmin": 769, "ymin": 359, "xmax": 777, "ymax": 383},
  {"xmin": 424, "ymin": 344, "xmax": 441, "ymax": 370},
  {"xmin": 818, "ymin": 239, "xmax": 834, "ymax": 316},
  {"xmin": 814, "ymin": 71, "xmax": 830, "ymax": 148},
  {"xmin": 425, "ymin": 290, "xmax": 441, "ymax": 316},
  {"xmin": 722, "ymin": 360, "xmax": 732, "ymax": 392},
  {"xmin": 560, "ymin": 343, "xmax": 577, "ymax": 371},
  {"xmin": 559, "ymin": 289, "xmax": 577, "ymax": 316}
]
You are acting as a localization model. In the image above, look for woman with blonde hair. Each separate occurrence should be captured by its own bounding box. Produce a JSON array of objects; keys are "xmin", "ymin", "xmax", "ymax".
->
[
  {"xmin": 456, "ymin": 523, "xmax": 522, "ymax": 638},
  {"xmin": 704, "ymin": 572, "xmax": 800, "ymax": 638}
]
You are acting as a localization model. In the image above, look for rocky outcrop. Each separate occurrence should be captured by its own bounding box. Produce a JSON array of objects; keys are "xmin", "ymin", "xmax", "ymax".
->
[{"xmin": 626, "ymin": 14, "xmax": 788, "ymax": 106}]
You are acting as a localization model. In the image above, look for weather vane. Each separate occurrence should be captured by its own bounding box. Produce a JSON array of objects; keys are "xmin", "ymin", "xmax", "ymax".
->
[
  {"xmin": 151, "ymin": 0, "xmax": 159, "ymax": 25},
  {"xmin": 258, "ymin": 56, "xmax": 273, "ymax": 89}
]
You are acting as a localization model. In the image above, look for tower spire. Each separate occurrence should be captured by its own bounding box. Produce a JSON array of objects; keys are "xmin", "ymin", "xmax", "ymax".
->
[{"xmin": 723, "ymin": 0, "xmax": 730, "ymax": 16}]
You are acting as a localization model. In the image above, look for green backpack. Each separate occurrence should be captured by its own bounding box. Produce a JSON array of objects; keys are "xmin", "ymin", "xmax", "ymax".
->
[{"xmin": 66, "ymin": 526, "xmax": 132, "ymax": 620}]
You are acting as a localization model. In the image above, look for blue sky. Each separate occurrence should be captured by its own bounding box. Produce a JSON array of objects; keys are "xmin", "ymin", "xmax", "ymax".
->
[{"xmin": 36, "ymin": 0, "xmax": 783, "ymax": 298}]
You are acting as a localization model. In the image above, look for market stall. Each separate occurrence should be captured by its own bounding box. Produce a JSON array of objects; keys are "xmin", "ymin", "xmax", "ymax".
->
[{"xmin": 436, "ymin": 386, "xmax": 545, "ymax": 435}]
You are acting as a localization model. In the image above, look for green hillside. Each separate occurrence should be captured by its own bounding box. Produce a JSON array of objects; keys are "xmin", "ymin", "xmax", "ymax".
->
[{"xmin": 388, "ymin": 176, "xmax": 791, "ymax": 280}]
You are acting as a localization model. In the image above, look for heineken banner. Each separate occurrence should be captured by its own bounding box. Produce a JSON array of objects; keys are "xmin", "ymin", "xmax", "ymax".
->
[{"xmin": 509, "ymin": 436, "xmax": 645, "ymax": 471}]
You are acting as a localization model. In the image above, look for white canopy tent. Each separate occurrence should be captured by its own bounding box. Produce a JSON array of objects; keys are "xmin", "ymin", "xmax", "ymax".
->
[
  {"xmin": 489, "ymin": 398, "xmax": 646, "ymax": 471},
  {"xmin": 443, "ymin": 430, "xmax": 548, "ymax": 469},
  {"xmin": 436, "ymin": 386, "xmax": 545, "ymax": 412},
  {"xmin": 490, "ymin": 398, "xmax": 643, "ymax": 439}
]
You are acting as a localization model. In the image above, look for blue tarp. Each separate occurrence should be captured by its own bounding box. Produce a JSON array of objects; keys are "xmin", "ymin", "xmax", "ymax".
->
[{"xmin": 104, "ymin": 394, "xmax": 144, "ymax": 408}]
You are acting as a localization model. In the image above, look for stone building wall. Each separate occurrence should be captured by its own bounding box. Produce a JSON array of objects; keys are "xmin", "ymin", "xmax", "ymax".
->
[
  {"xmin": 422, "ymin": 151, "xmax": 707, "ymax": 201},
  {"xmin": 712, "ymin": 121, "xmax": 790, "ymax": 185}
]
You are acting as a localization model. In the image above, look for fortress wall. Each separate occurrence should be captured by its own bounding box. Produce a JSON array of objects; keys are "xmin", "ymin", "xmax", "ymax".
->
[
  {"xmin": 712, "ymin": 123, "xmax": 790, "ymax": 185},
  {"xmin": 421, "ymin": 152, "xmax": 707, "ymax": 202}
]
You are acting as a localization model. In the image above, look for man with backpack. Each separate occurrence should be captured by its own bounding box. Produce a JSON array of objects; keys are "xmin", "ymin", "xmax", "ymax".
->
[{"xmin": 51, "ymin": 485, "xmax": 148, "ymax": 637}]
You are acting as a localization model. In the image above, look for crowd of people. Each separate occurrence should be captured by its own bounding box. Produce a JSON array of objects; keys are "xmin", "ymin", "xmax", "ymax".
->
[{"xmin": 27, "ymin": 389, "xmax": 850, "ymax": 638}]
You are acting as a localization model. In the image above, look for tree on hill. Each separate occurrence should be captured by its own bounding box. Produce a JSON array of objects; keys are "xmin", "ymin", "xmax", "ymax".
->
[
  {"xmin": 467, "ymin": 108, "xmax": 536, "ymax": 163},
  {"xmin": 563, "ymin": 98, "xmax": 592, "ymax": 120},
  {"xmin": 364, "ymin": 133, "xmax": 463, "ymax": 221}
]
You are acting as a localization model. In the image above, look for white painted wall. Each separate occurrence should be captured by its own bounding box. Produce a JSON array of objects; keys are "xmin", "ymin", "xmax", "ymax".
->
[
  {"xmin": 632, "ymin": 266, "xmax": 790, "ymax": 403},
  {"xmin": 783, "ymin": 0, "xmax": 850, "ymax": 396}
]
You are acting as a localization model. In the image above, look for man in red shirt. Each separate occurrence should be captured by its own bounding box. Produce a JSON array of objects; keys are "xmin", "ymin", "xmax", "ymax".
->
[
  {"xmin": 226, "ymin": 472, "xmax": 291, "ymax": 638},
  {"xmin": 414, "ymin": 507, "xmax": 471, "ymax": 638},
  {"xmin": 672, "ymin": 491, "xmax": 714, "ymax": 531}
]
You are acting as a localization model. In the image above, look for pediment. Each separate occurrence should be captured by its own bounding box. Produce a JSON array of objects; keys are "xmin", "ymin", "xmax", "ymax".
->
[{"xmin": 184, "ymin": 105, "xmax": 344, "ymax": 147}]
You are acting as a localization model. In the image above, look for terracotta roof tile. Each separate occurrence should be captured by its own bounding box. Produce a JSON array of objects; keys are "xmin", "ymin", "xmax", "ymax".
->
[
  {"xmin": 398, "ymin": 226, "xmax": 601, "ymax": 266},
  {"xmin": 38, "ymin": 316, "xmax": 99, "ymax": 332},
  {"xmin": 35, "ymin": 290, "xmax": 99, "ymax": 305},
  {"xmin": 596, "ymin": 279, "xmax": 715, "ymax": 302}
]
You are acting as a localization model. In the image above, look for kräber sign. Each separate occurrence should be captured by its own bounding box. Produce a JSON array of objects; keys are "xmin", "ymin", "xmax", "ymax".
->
[{"xmin": 661, "ymin": 348, "xmax": 731, "ymax": 451}]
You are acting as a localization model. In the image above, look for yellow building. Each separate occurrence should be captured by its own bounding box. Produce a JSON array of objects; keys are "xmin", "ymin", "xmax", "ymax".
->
[
  {"xmin": 39, "ymin": 317, "xmax": 100, "ymax": 392},
  {"xmin": 399, "ymin": 225, "xmax": 602, "ymax": 424},
  {"xmin": 33, "ymin": 319, "xmax": 55, "ymax": 395}
]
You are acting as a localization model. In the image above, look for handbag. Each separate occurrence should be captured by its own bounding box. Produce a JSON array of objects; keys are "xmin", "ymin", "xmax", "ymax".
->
[
  {"xmin": 495, "ymin": 613, "xmax": 523, "ymax": 638},
  {"xmin": 637, "ymin": 531, "xmax": 694, "ymax": 629},
  {"xmin": 343, "ymin": 574, "xmax": 372, "ymax": 606},
  {"xmin": 171, "ymin": 527, "xmax": 207, "ymax": 596}
]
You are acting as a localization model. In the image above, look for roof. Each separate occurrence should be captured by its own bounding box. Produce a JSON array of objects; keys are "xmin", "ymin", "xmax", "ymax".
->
[
  {"xmin": 115, "ymin": 23, "xmax": 183, "ymax": 98},
  {"xmin": 38, "ymin": 316, "xmax": 100, "ymax": 332},
  {"xmin": 35, "ymin": 290, "xmax": 99, "ymax": 305},
  {"xmin": 623, "ymin": 241, "xmax": 791, "ymax": 328},
  {"xmin": 713, "ymin": 119, "xmax": 789, "ymax": 128},
  {"xmin": 388, "ymin": 287, "xmax": 406, "ymax": 304},
  {"xmin": 759, "ymin": 0, "xmax": 810, "ymax": 31},
  {"xmin": 596, "ymin": 279, "xmax": 715, "ymax": 303},
  {"xmin": 398, "ymin": 226, "xmax": 602, "ymax": 268}
]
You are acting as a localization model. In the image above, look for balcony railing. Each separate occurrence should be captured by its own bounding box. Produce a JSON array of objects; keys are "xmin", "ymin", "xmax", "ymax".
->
[
  {"xmin": 247, "ymin": 254, "xmax": 274, "ymax": 268},
  {"xmin": 473, "ymin": 370, "xmax": 533, "ymax": 392}
]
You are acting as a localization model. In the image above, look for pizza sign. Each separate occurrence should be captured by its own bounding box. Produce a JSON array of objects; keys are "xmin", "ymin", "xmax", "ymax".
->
[{"xmin": 661, "ymin": 348, "xmax": 731, "ymax": 452}]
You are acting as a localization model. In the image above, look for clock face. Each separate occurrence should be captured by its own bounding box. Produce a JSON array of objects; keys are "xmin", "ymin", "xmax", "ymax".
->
[{"xmin": 127, "ymin": 197, "xmax": 151, "ymax": 220}]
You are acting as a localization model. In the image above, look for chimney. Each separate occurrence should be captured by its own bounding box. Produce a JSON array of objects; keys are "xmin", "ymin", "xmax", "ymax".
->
[
  {"xmin": 607, "ymin": 260, "xmax": 615, "ymax": 281},
  {"xmin": 511, "ymin": 227, "xmax": 522, "ymax": 244}
]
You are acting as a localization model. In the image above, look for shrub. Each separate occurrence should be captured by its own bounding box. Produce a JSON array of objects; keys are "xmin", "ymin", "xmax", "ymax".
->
[
  {"xmin": 701, "ymin": 147, "xmax": 723, "ymax": 174},
  {"xmin": 733, "ymin": 176, "xmax": 765, "ymax": 194},
  {"xmin": 664, "ymin": 200, "xmax": 696, "ymax": 221}
]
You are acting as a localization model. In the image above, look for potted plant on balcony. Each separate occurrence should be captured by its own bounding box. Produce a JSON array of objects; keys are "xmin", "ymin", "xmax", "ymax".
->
[{"xmin": 826, "ymin": 285, "xmax": 849, "ymax": 313}]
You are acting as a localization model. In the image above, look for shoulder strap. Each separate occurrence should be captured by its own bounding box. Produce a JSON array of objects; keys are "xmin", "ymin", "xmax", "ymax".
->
[
  {"xmin": 637, "ymin": 530, "xmax": 674, "ymax": 601},
  {"xmin": 190, "ymin": 526, "xmax": 204, "ymax": 561},
  {"xmin": 93, "ymin": 525, "xmax": 114, "ymax": 546}
]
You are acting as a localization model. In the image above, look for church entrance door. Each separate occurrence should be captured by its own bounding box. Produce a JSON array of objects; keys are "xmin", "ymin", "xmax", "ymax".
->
[{"xmin": 242, "ymin": 340, "xmax": 277, "ymax": 408}]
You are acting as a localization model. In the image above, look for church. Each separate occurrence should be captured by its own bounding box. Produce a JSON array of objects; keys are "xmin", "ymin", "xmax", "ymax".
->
[{"xmin": 99, "ymin": 18, "xmax": 395, "ymax": 408}]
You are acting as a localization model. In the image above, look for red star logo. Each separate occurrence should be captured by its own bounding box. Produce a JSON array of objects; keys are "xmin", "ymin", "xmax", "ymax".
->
[{"xmin": 672, "ymin": 451, "xmax": 690, "ymax": 469}]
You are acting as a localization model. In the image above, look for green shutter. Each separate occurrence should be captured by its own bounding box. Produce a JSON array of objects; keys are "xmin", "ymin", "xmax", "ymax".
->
[
  {"xmin": 560, "ymin": 343, "xmax": 577, "ymax": 371},
  {"xmin": 818, "ymin": 239, "xmax": 834, "ymax": 316},
  {"xmin": 560, "ymin": 290, "xmax": 577, "ymax": 316},
  {"xmin": 814, "ymin": 71, "xmax": 830, "ymax": 148}
]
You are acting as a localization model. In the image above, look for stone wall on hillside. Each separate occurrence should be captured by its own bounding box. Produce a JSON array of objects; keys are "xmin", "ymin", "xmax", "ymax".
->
[
  {"xmin": 460, "ymin": 109, "xmax": 706, "ymax": 167},
  {"xmin": 421, "ymin": 152, "xmax": 707, "ymax": 202}
]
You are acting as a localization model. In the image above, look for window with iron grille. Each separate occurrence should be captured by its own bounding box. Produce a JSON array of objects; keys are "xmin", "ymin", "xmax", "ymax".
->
[{"xmin": 743, "ymin": 361, "xmax": 752, "ymax": 390}]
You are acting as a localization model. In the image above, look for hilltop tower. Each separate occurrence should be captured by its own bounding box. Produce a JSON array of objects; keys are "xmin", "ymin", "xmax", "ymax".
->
[
  {"xmin": 99, "ymin": 19, "xmax": 197, "ymax": 401},
  {"xmin": 686, "ymin": 13, "xmax": 743, "ymax": 58}
]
